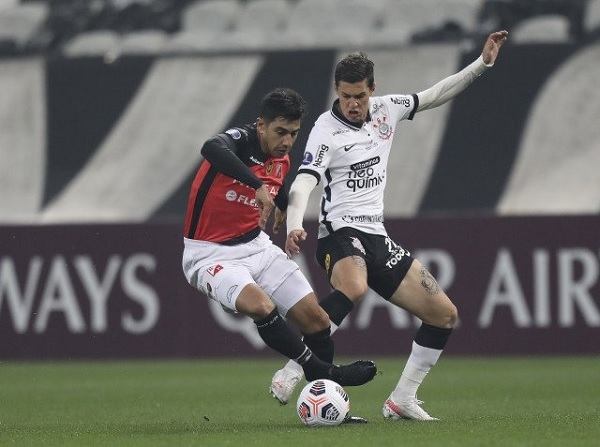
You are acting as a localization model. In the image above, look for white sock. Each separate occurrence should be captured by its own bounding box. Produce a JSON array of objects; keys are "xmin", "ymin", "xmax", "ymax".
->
[
  {"xmin": 391, "ymin": 341, "xmax": 443, "ymax": 403},
  {"xmin": 283, "ymin": 322, "xmax": 339, "ymax": 375}
]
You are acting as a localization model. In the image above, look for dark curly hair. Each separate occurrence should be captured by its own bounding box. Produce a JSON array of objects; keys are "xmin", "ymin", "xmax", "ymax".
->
[
  {"xmin": 259, "ymin": 88, "xmax": 308, "ymax": 124},
  {"xmin": 334, "ymin": 52, "xmax": 375, "ymax": 88}
]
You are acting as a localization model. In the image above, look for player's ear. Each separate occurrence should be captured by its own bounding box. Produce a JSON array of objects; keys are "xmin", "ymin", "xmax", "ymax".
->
[
  {"xmin": 256, "ymin": 117, "xmax": 266, "ymax": 135},
  {"xmin": 370, "ymin": 82, "xmax": 376, "ymax": 94}
]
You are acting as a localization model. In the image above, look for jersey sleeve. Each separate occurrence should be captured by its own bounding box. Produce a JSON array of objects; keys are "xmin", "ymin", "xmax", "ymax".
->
[
  {"xmin": 296, "ymin": 120, "xmax": 332, "ymax": 183},
  {"xmin": 201, "ymin": 128, "xmax": 263, "ymax": 189},
  {"xmin": 381, "ymin": 94, "xmax": 419, "ymax": 123},
  {"xmin": 416, "ymin": 56, "xmax": 489, "ymax": 112},
  {"xmin": 274, "ymin": 177, "xmax": 288, "ymax": 210}
]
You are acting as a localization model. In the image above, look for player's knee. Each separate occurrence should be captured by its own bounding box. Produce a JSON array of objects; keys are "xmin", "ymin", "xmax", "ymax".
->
[
  {"xmin": 304, "ymin": 305, "xmax": 330, "ymax": 332},
  {"xmin": 436, "ymin": 301, "xmax": 458, "ymax": 328},
  {"xmin": 447, "ymin": 302, "xmax": 458, "ymax": 328},
  {"xmin": 246, "ymin": 299, "xmax": 276, "ymax": 320},
  {"xmin": 336, "ymin": 278, "xmax": 368, "ymax": 303},
  {"xmin": 314, "ymin": 309, "xmax": 331, "ymax": 331},
  {"xmin": 288, "ymin": 296, "xmax": 331, "ymax": 333},
  {"xmin": 428, "ymin": 300, "xmax": 458, "ymax": 329}
]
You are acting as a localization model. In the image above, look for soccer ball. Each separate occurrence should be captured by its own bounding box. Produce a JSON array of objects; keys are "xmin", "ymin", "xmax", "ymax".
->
[{"xmin": 296, "ymin": 379, "xmax": 350, "ymax": 427}]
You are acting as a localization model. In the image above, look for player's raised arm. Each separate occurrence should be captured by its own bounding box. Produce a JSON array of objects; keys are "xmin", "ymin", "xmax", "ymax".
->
[
  {"xmin": 416, "ymin": 30, "xmax": 508, "ymax": 113},
  {"xmin": 482, "ymin": 30, "xmax": 509, "ymax": 65}
]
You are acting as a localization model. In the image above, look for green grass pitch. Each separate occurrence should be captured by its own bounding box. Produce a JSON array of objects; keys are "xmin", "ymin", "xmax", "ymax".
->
[{"xmin": 1, "ymin": 356, "xmax": 598, "ymax": 446}]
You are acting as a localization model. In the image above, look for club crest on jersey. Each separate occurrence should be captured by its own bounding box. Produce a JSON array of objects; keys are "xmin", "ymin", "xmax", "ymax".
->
[
  {"xmin": 207, "ymin": 264, "xmax": 223, "ymax": 276},
  {"xmin": 324, "ymin": 253, "xmax": 331, "ymax": 273},
  {"xmin": 373, "ymin": 116, "xmax": 393, "ymax": 140},
  {"xmin": 350, "ymin": 237, "xmax": 366, "ymax": 255},
  {"xmin": 265, "ymin": 161, "xmax": 282, "ymax": 178}
]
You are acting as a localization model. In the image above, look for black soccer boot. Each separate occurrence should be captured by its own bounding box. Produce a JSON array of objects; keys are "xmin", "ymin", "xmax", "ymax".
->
[{"xmin": 328, "ymin": 360, "xmax": 377, "ymax": 386}]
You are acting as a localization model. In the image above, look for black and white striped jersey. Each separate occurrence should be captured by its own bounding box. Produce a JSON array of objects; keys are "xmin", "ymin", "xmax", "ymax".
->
[{"xmin": 298, "ymin": 94, "xmax": 418, "ymax": 238}]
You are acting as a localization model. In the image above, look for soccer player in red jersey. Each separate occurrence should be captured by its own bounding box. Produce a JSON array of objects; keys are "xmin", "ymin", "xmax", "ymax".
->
[{"xmin": 183, "ymin": 88, "xmax": 376, "ymax": 389}]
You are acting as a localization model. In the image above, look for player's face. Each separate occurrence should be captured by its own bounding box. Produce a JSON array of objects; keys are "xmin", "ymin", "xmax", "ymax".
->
[
  {"xmin": 335, "ymin": 80, "xmax": 375, "ymax": 123},
  {"xmin": 257, "ymin": 117, "xmax": 301, "ymax": 158}
]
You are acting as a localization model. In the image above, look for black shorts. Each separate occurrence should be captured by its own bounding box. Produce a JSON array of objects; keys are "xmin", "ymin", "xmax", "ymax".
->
[{"xmin": 315, "ymin": 227, "xmax": 414, "ymax": 300}]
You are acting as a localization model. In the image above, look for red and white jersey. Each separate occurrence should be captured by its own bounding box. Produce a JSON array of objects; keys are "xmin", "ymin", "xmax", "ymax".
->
[
  {"xmin": 298, "ymin": 95, "xmax": 418, "ymax": 238},
  {"xmin": 184, "ymin": 123, "xmax": 289, "ymax": 243}
]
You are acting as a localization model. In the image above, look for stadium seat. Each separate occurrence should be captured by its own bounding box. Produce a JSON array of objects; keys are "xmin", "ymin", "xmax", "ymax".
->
[
  {"xmin": 0, "ymin": 1, "xmax": 49, "ymax": 52},
  {"xmin": 181, "ymin": 0, "xmax": 240, "ymax": 33},
  {"xmin": 165, "ymin": 30, "xmax": 218, "ymax": 53},
  {"xmin": 210, "ymin": 0, "xmax": 293, "ymax": 51},
  {"xmin": 274, "ymin": 0, "xmax": 384, "ymax": 50},
  {"xmin": 369, "ymin": 0, "xmax": 483, "ymax": 48},
  {"xmin": 168, "ymin": 0, "xmax": 243, "ymax": 53},
  {"xmin": 119, "ymin": 29, "xmax": 169, "ymax": 55},
  {"xmin": 511, "ymin": 14, "xmax": 572, "ymax": 43},
  {"xmin": 234, "ymin": 0, "xmax": 292, "ymax": 33},
  {"xmin": 0, "ymin": 0, "xmax": 19, "ymax": 11},
  {"xmin": 62, "ymin": 30, "xmax": 120, "ymax": 57},
  {"xmin": 428, "ymin": 0, "xmax": 483, "ymax": 35},
  {"xmin": 585, "ymin": 0, "xmax": 600, "ymax": 34}
]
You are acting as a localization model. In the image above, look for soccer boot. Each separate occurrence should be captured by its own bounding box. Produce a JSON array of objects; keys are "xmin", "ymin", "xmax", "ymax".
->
[
  {"xmin": 269, "ymin": 367, "xmax": 303, "ymax": 405},
  {"xmin": 328, "ymin": 360, "xmax": 377, "ymax": 387},
  {"xmin": 382, "ymin": 396, "xmax": 439, "ymax": 421}
]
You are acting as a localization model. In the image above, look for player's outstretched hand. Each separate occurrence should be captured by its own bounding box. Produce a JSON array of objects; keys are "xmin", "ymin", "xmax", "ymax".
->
[
  {"xmin": 482, "ymin": 30, "xmax": 508, "ymax": 65},
  {"xmin": 285, "ymin": 229, "xmax": 307, "ymax": 257},
  {"xmin": 255, "ymin": 185, "xmax": 274, "ymax": 229}
]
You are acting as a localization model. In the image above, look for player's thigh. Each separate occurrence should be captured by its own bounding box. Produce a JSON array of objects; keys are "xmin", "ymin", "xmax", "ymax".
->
[
  {"xmin": 255, "ymin": 245, "xmax": 311, "ymax": 315},
  {"xmin": 192, "ymin": 263, "xmax": 257, "ymax": 314},
  {"xmin": 270, "ymin": 267, "xmax": 316, "ymax": 317},
  {"xmin": 330, "ymin": 256, "xmax": 369, "ymax": 300},
  {"xmin": 317, "ymin": 229, "xmax": 369, "ymax": 300},
  {"xmin": 389, "ymin": 258, "xmax": 457, "ymax": 328}
]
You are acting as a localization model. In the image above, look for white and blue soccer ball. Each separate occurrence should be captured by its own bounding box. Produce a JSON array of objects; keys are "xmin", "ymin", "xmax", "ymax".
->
[{"xmin": 296, "ymin": 379, "xmax": 350, "ymax": 427}]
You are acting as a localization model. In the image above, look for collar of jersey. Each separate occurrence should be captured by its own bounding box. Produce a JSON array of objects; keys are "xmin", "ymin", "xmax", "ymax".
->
[{"xmin": 330, "ymin": 99, "xmax": 371, "ymax": 130}]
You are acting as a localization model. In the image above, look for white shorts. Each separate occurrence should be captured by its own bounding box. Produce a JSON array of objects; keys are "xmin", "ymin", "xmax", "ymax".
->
[{"xmin": 182, "ymin": 231, "xmax": 313, "ymax": 316}]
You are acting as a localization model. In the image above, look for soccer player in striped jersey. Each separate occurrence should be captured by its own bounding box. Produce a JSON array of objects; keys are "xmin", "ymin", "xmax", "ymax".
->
[{"xmin": 269, "ymin": 31, "xmax": 509, "ymax": 420}]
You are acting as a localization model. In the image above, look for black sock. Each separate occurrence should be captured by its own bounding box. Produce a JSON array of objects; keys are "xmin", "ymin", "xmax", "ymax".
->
[
  {"xmin": 255, "ymin": 308, "xmax": 307, "ymax": 359},
  {"xmin": 302, "ymin": 354, "xmax": 332, "ymax": 382},
  {"xmin": 255, "ymin": 309, "xmax": 330, "ymax": 379},
  {"xmin": 319, "ymin": 290, "xmax": 354, "ymax": 326},
  {"xmin": 414, "ymin": 322, "xmax": 453, "ymax": 350},
  {"xmin": 303, "ymin": 326, "xmax": 334, "ymax": 364}
]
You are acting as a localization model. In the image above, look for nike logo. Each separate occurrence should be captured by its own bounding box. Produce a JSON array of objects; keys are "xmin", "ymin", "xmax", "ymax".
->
[{"xmin": 342, "ymin": 144, "xmax": 356, "ymax": 152}]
